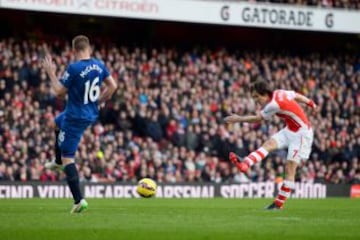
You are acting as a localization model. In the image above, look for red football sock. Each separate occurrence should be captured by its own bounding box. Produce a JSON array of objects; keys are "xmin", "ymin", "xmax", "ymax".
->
[
  {"xmin": 274, "ymin": 180, "xmax": 295, "ymax": 208},
  {"xmin": 243, "ymin": 147, "xmax": 269, "ymax": 166}
]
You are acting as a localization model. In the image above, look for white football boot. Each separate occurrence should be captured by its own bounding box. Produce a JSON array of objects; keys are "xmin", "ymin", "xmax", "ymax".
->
[
  {"xmin": 44, "ymin": 159, "xmax": 63, "ymax": 171},
  {"xmin": 70, "ymin": 199, "xmax": 88, "ymax": 213}
]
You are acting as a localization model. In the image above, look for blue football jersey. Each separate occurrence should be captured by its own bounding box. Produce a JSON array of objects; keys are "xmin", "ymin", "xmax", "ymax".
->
[{"xmin": 60, "ymin": 58, "xmax": 110, "ymax": 122}]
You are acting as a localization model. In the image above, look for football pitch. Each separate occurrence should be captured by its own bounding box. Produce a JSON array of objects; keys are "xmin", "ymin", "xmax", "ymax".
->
[{"xmin": 0, "ymin": 198, "xmax": 359, "ymax": 240}]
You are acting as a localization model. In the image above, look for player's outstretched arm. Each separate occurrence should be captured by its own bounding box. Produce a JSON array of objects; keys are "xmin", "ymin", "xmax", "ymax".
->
[
  {"xmin": 224, "ymin": 113, "xmax": 263, "ymax": 124},
  {"xmin": 42, "ymin": 55, "xmax": 67, "ymax": 97},
  {"xmin": 99, "ymin": 75, "xmax": 117, "ymax": 103},
  {"xmin": 295, "ymin": 93, "xmax": 318, "ymax": 112}
]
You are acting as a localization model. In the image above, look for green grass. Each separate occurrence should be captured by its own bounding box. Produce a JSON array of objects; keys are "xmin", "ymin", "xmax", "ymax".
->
[{"xmin": 0, "ymin": 198, "xmax": 359, "ymax": 240}]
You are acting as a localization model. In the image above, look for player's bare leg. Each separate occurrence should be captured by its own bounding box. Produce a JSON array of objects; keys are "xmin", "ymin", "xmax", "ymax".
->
[
  {"xmin": 266, "ymin": 160, "xmax": 297, "ymax": 210},
  {"xmin": 229, "ymin": 138, "xmax": 277, "ymax": 172}
]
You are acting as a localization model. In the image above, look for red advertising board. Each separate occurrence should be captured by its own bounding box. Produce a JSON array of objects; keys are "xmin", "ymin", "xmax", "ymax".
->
[{"xmin": 350, "ymin": 184, "xmax": 360, "ymax": 198}]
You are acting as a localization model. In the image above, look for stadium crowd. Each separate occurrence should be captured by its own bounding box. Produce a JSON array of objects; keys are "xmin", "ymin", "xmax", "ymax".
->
[
  {"xmin": 0, "ymin": 38, "xmax": 359, "ymax": 184},
  {"xmin": 223, "ymin": 0, "xmax": 360, "ymax": 9}
]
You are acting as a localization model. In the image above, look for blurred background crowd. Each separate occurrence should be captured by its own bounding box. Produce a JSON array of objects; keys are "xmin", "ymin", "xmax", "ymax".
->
[
  {"xmin": 221, "ymin": 0, "xmax": 360, "ymax": 9},
  {"xmin": 0, "ymin": 37, "xmax": 359, "ymax": 184}
]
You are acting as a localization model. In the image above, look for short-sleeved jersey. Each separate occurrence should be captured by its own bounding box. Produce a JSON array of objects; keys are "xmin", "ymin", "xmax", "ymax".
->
[
  {"xmin": 260, "ymin": 90, "xmax": 310, "ymax": 132},
  {"xmin": 60, "ymin": 58, "xmax": 110, "ymax": 122}
]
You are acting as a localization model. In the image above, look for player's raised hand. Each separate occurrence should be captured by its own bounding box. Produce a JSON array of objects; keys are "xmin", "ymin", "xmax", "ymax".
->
[
  {"xmin": 307, "ymin": 100, "xmax": 319, "ymax": 115},
  {"xmin": 311, "ymin": 103, "xmax": 320, "ymax": 115},
  {"xmin": 223, "ymin": 114, "xmax": 241, "ymax": 124},
  {"xmin": 42, "ymin": 55, "xmax": 56, "ymax": 75}
]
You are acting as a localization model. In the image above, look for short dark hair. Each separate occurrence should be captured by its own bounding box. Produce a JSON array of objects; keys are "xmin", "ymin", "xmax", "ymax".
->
[
  {"xmin": 72, "ymin": 35, "xmax": 90, "ymax": 52},
  {"xmin": 251, "ymin": 79, "xmax": 273, "ymax": 96}
]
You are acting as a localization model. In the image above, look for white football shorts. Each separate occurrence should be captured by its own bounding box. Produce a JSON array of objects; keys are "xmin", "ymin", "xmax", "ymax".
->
[{"xmin": 271, "ymin": 127, "xmax": 314, "ymax": 163}]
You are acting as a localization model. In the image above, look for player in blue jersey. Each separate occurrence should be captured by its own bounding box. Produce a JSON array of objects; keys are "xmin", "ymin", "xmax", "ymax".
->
[{"xmin": 42, "ymin": 35, "xmax": 117, "ymax": 213}]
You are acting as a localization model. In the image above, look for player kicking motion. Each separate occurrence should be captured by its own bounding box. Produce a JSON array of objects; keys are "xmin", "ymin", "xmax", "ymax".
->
[
  {"xmin": 42, "ymin": 35, "xmax": 117, "ymax": 213},
  {"xmin": 224, "ymin": 80, "xmax": 317, "ymax": 210}
]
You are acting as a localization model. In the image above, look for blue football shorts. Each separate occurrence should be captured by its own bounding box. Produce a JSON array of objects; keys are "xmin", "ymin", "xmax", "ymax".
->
[{"xmin": 55, "ymin": 112, "xmax": 92, "ymax": 158}]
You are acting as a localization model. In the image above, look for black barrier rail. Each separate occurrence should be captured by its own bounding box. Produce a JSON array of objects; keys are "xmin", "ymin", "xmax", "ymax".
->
[{"xmin": 0, "ymin": 182, "xmax": 354, "ymax": 199}]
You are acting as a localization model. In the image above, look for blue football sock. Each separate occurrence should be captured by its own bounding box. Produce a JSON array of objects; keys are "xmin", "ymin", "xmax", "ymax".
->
[{"xmin": 64, "ymin": 163, "xmax": 82, "ymax": 204}]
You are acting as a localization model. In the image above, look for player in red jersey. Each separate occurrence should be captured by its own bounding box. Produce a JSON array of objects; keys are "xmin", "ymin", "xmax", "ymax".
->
[{"xmin": 224, "ymin": 80, "xmax": 318, "ymax": 210}]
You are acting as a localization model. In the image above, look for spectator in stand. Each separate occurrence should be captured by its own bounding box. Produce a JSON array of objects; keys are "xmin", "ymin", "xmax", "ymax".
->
[{"xmin": 230, "ymin": 0, "xmax": 360, "ymax": 9}]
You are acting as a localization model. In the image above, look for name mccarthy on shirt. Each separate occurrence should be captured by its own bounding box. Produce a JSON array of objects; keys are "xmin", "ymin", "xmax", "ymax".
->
[{"xmin": 80, "ymin": 64, "xmax": 103, "ymax": 78}]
